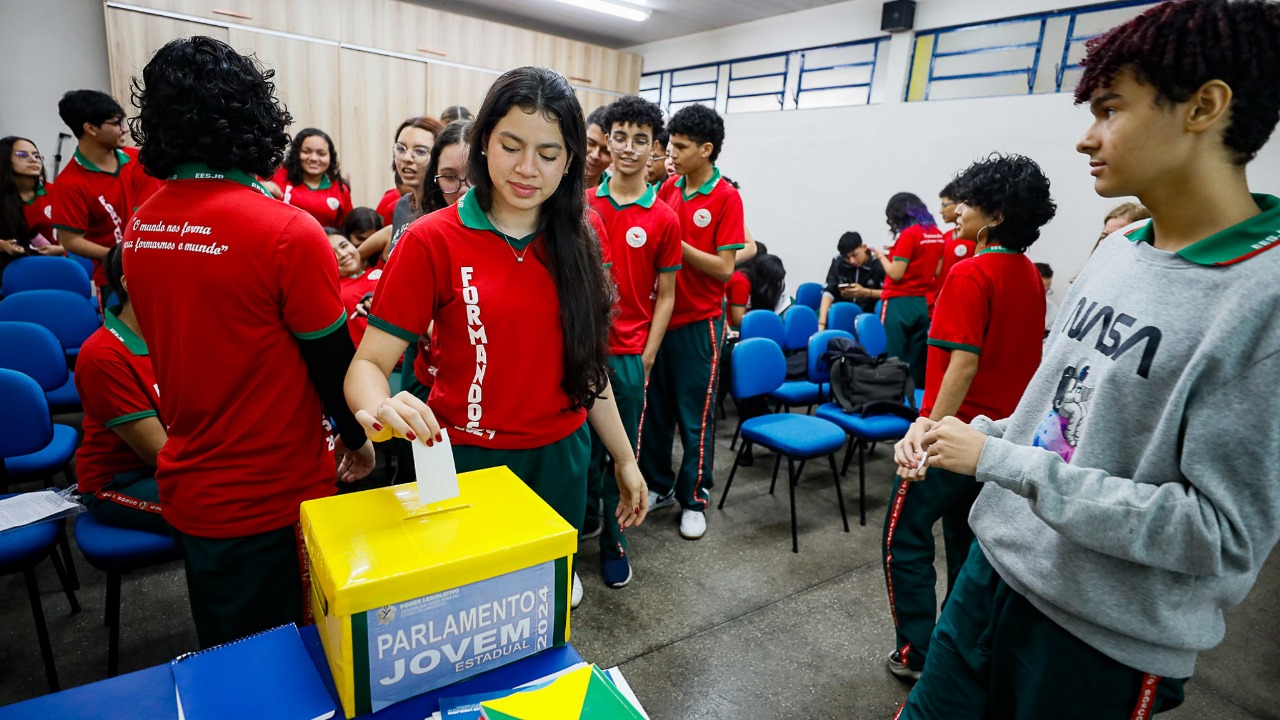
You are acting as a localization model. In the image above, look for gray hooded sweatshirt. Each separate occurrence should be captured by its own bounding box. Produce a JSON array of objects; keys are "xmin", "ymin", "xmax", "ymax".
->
[{"xmin": 968, "ymin": 194, "xmax": 1280, "ymax": 678}]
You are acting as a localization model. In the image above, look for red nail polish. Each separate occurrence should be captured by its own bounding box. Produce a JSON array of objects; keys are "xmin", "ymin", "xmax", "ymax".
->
[
  {"xmin": 372, "ymin": 422, "xmax": 383, "ymax": 431},
  {"xmin": 406, "ymin": 431, "xmax": 417, "ymax": 441},
  {"xmin": 634, "ymin": 508, "xmax": 640, "ymax": 514},
  {"xmin": 435, "ymin": 433, "xmax": 443, "ymax": 443}
]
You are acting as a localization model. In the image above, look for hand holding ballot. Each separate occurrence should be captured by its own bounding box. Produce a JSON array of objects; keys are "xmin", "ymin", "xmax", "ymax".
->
[{"xmin": 355, "ymin": 390, "xmax": 443, "ymax": 446}]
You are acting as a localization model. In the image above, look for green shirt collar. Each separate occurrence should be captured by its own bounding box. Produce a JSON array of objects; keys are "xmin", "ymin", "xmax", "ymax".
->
[
  {"xmin": 73, "ymin": 148, "xmax": 130, "ymax": 176},
  {"xmin": 455, "ymin": 187, "xmax": 543, "ymax": 250},
  {"xmin": 976, "ymin": 245, "xmax": 1019, "ymax": 256},
  {"xmin": 1128, "ymin": 194, "xmax": 1280, "ymax": 266},
  {"xmin": 22, "ymin": 185, "xmax": 47, "ymax": 205},
  {"xmin": 169, "ymin": 163, "xmax": 272, "ymax": 197},
  {"xmin": 597, "ymin": 180, "xmax": 657, "ymax": 210},
  {"xmin": 303, "ymin": 174, "xmax": 333, "ymax": 191},
  {"xmin": 104, "ymin": 306, "xmax": 149, "ymax": 356},
  {"xmin": 674, "ymin": 166, "xmax": 722, "ymax": 198}
]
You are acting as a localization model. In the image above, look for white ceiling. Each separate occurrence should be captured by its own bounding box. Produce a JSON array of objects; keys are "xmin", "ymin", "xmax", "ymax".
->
[{"xmin": 410, "ymin": 0, "xmax": 857, "ymax": 49}]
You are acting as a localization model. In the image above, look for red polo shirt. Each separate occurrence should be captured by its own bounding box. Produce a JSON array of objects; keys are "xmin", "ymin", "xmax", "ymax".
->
[
  {"xmin": 882, "ymin": 223, "xmax": 946, "ymax": 300},
  {"xmin": 377, "ymin": 188, "xmax": 403, "ymax": 226},
  {"xmin": 271, "ymin": 167, "xmax": 353, "ymax": 229},
  {"xmin": 52, "ymin": 147, "xmax": 160, "ymax": 286},
  {"xmin": 124, "ymin": 163, "xmax": 346, "ymax": 538},
  {"xmin": 369, "ymin": 188, "xmax": 586, "ymax": 449},
  {"xmin": 587, "ymin": 181, "xmax": 681, "ymax": 354},
  {"xmin": 23, "ymin": 183, "xmax": 56, "ymax": 244},
  {"xmin": 726, "ymin": 271, "xmax": 750, "ymax": 308},
  {"xmin": 922, "ymin": 246, "xmax": 1045, "ymax": 422},
  {"xmin": 339, "ymin": 268, "xmax": 382, "ymax": 347},
  {"xmin": 74, "ymin": 307, "xmax": 163, "ymax": 496},
  {"xmin": 657, "ymin": 168, "xmax": 745, "ymax": 328}
]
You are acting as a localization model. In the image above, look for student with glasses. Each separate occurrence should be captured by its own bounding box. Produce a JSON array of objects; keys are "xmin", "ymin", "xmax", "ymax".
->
[
  {"xmin": 376, "ymin": 116, "xmax": 445, "ymax": 227},
  {"xmin": 1, "ymin": 136, "xmax": 65, "ymax": 268}
]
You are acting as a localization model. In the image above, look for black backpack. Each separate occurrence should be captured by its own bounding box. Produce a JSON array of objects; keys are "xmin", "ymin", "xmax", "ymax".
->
[{"xmin": 823, "ymin": 337, "xmax": 917, "ymax": 419}]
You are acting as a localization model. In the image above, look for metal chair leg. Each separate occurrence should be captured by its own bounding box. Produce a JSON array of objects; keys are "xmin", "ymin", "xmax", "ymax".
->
[
  {"xmin": 828, "ymin": 453, "xmax": 850, "ymax": 532},
  {"xmin": 730, "ymin": 418, "xmax": 742, "ymax": 450},
  {"xmin": 858, "ymin": 440, "xmax": 868, "ymax": 526},
  {"xmin": 787, "ymin": 457, "xmax": 799, "ymax": 553},
  {"xmin": 769, "ymin": 453, "xmax": 782, "ymax": 494},
  {"xmin": 841, "ymin": 434, "xmax": 857, "ymax": 476},
  {"xmin": 47, "ymin": 546, "xmax": 81, "ymax": 614},
  {"xmin": 56, "ymin": 524, "xmax": 79, "ymax": 592},
  {"xmin": 24, "ymin": 566, "xmax": 59, "ymax": 692},
  {"xmin": 106, "ymin": 571, "xmax": 122, "ymax": 677},
  {"xmin": 718, "ymin": 442, "xmax": 749, "ymax": 509},
  {"xmin": 794, "ymin": 460, "xmax": 807, "ymax": 481}
]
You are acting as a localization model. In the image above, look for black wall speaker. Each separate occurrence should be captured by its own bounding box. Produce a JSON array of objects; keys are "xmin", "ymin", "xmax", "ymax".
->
[{"xmin": 881, "ymin": 0, "xmax": 917, "ymax": 32}]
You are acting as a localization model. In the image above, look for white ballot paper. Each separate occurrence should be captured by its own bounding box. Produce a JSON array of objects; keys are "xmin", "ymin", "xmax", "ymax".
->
[
  {"xmin": 412, "ymin": 427, "xmax": 461, "ymax": 506},
  {"xmin": 0, "ymin": 490, "xmax": 80, "ymax": 533}
]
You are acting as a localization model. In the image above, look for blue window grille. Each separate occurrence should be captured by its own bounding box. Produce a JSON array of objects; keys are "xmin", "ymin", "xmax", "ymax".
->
[
  {"xmin": 905, "ymin": 0, "xmax": 1157, "ymax": 102},
  {"xmin": 639, "ymin": 36, "xmax": 887, "ymax": 116}
]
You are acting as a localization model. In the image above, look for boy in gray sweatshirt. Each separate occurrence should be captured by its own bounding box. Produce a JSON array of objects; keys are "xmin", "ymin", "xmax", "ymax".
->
[{"xmin": 891, "ymin": 1, "xmax": 1280, "ymax": 717}]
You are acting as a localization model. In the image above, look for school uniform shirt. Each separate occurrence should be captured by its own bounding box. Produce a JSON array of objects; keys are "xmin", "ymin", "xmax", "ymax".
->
[
  {"xmin": 587, "ymin": 182, "xmax": 681, "ymax": 354},
  {"xmin": 922, "ymin": 246, "xmax": 1045, "ymax": 423},
  {"xmin": 881, "ymin": 223, "xmax": 946, "ymax": 301},
  {"xmin": 270, "ymin": 167, "xmax": 353, "ymax": 229},
  {"xmin": 377, "ymin": 188, "xmax": 403, "ymax": 226},
  {"xmin": 928, "ymin": 229, "xmax": 977, "ymax": 311},
  {"xmin": 726, "ymin": 270, "xmax": 750, "ymax": 310},
  {"xmin": 657, "ymin": 168, "xmax": 746, "ymax": 329},
  {"xmin": 22, "ymin": 182, "xmax": 56, "ymax": 244},
  {"xmin": 369, "ymin": 187, "xmax": 586, "ymax": 449},
  {"xmin": 52, "ymin": 147, "xmax": 160, "ymax": 286},
  {"xmin": 339, "ymin": 268, "xmax": 383, "ymax": 347},
  {"xmin": 74, "ymin": 307, "xmax": 162, "ymax": 496},
  {"xmin": 124, "ymin": 163, "xmax": 347, "ymax": 538}
]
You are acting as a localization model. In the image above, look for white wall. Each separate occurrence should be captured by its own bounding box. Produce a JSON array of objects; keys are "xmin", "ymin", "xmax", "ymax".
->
[
  {"xmin": 0, "ymin": 0, "xmax": 112, "ymax": 169},
  {"xmin": 627, "ymin": 0, "xmax": 1280, "ymax": 297}
]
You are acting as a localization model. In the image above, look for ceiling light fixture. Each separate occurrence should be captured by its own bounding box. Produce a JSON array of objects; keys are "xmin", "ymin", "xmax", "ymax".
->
[{"xmin": 552, "ymin": 0, "xmax": 650, "ymax": 22}]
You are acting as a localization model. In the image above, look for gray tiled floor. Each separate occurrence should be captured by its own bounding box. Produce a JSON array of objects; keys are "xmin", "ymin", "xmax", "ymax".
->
[{"xmin": 2, "ymin": 410, "xmax": 1277, "ymax": 718}]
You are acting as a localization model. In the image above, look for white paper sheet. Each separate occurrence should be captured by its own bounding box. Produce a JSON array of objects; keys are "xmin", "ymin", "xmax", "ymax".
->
[
  {"xmin": 0, "ymin": 491, "xmax": 79, "ymax": 533},
  {"xmin": 412, "ymin": 427, "xmax": 461, "ymax": 507}
]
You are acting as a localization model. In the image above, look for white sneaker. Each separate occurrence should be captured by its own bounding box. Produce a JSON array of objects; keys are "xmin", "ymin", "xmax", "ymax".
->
[
  {"xmin": 648, "ymin": 489, "xmax": 677, "ymax": 510},
  {"xmin": 571, "ymin": 572, "xmax": 583, "ymax": 609},
  {"xmin": 679, "ymin": 509, "xmax": 706, "ymax": 540}
]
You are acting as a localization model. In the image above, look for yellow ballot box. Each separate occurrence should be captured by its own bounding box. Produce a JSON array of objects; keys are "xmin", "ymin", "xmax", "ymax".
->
[{"xmin": 300, "ymin": 466, "xmax": 576, "ymax": 718}]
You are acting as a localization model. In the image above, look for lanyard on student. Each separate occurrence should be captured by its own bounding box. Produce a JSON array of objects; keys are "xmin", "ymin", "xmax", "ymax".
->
[{"xmin": 168, "ymin": 163, "xmax": 272, "ymax": 197}]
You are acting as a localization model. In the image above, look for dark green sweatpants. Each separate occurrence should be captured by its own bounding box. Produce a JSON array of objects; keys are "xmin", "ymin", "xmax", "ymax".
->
[
  {"xmin": 174, "ymin": 523, "xmax": 307, "ymax": 649},
  {"xmin": 453, "ymin": 421, "xmax": 590, "ymax": 533},
  {"xmin": 882, "ymin": 468, "xmax": 982, "ymax": 671},
  {"xmin": 82, "ymin": 469, "xmax": 169, "ymax": 535},
  {"xmin": 587, "ymin": 354, "xmax": 645, "ymax": 558},
  {"xmin": 897, "ymin": 542, "xmax": 1187, "ymax": 719},
  {"xmin": 881, "ymin": 296, "xmax": 929, "ymax": 389},
  {"xmin": 638, "ymin": 317, "xmax": 725, "ymax": 511}
]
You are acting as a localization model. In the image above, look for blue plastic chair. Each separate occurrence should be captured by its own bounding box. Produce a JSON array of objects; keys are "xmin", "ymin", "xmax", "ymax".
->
[
  {"xmin": 75, "ymin": 513, "xmax": 182, "ymax": 676},
  {"xmin": 739, "ymin": 309, "xmax": 786, "ymax": 346},
  {"xmin": 855, "ymin": 313, "xmax": 889, "ymax": 357},
  {"xmin": 1, "ymin": 257, "xmax": 92, "ymax": 299},
  {"xmin": 0, "ymin": 322, "xmax": 81, "ymax": 413},
  {"xmin": 782, "ymin": 304, "xmax": 819, "ymax": 353},
  {"xmin": 68, "ymin": 253, "xmax": 95, "ymax": 282},
  {"xmin": 810, "ymin": 332, "xmax": 913, "ymax": 525},
  {"xmin": 0, "ymin": 492, "xmax": 83, "ymax": 692},
  {"xmin": 795, "ymin": 282, "xmax": 823, "ymax": 312},
  {"xmin": 827, "ymin": 302, "xmax": 862, "ymax": 335},
  {"xmin": 0, "ymin": 368, "xmax": 79, "ymax": 489},
  {"xmin": 874, "ymin": 299, "xmax": 883, "ymax": 317},
  {"xmin": 0, "ymin": 289, "xmax": 102, "ymax": 362},
  {"xmin": 719, "ymin": 338, "xmax": 850, "ymax": 553}
]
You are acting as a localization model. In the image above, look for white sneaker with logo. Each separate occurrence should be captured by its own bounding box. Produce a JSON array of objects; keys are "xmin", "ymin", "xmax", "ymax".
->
[
  {"xmin": 571, "ymin": 572, "xmax": 584, "ymax": 609},
  {"xmin": 679, "ymin": 509, "xmax": 707, "ymax": 540},
  {"xmin": 648, "ymin": 489, "xmax": 677, "ymax": 510}
]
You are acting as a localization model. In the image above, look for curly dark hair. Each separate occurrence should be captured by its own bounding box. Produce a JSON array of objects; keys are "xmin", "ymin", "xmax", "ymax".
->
[
  {"xmin": 130, "ymin": 37, "xmax": 291, "ymax": 179},
  {"xmin": 953, "ymin": 153, "xmax": 1057, "ymax": 252},
  {"xmin": 667, "ymin": 104, "xmax": 725, "ymax": 163},
  {"xmin": 58, "ymin": 90, "xmax": 124, "ymax": 139},
  {"xmin": 284, "ymin": 128, "xmax": 347, "ymax": 189},
  {"xmin": 884, "ymin": 192, "xmax": 936, "ymax": 234},
  {"xmin": 469, "ymin": 67, "xmax": 612, "ymax": 411},
  {"xmin": 939, "ymin": 179, "xmax": 959, "ymax": 200},
  {"xmin": 586, "ymin": 105, "xmax": 610, "ymax": 133},
  {"xmin": 604, "ymin": 96, "xmax": 665, "ymax": 139},
  {"xmin": 1074, "ymin": 0, "xmax": 1280, "ymax": 165}
]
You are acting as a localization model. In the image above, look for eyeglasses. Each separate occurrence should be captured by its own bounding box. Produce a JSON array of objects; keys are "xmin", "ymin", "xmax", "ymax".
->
[
  {"xmin": 393, "ymin": 143, "xmax": 431, "ymax": 160},
  {"xmin": 649, "ymin": 153, "xmax": 665, "ymax": 162},
  {"xmin": 609, "ymin": 134, "xmax": 650, "ymax": 151},
  {"xmin": 435, "ymin": 174, "xmax": 470, "ymax": 194},
  {"xmin": 13, "ymin": 150, "xmax": 43, "ymax": 162}
]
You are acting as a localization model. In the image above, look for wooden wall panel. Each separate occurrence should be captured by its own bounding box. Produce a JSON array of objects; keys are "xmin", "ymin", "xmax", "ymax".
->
[
  {"xmin": 122, "ymin": 0, "xmax": 341, "ymax": 41},
  {"xmin": 227, "ymin": 29, "xmax": 342, "ymax": 150},
  {"xmin": 338, "ymin": 49, "xmax": 432, "ymax": 209},
  {"xmin": 105, "ymin": 8, "xmax": 228, "ymax": 108}
]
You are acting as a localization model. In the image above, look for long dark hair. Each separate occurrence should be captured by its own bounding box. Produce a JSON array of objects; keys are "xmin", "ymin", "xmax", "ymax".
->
[
  {"xmin": 284, "ymin": 127, "xmax": 346, "ymax": 189},
  {"xmin": 0, "ymin": 136, "xmax": 45, "ymax": 243},
  {"xmin": 885, "ymin": 192, "xmax": 937, "ymax": 234},
  {"xmin": 421, "ymin": 119, "xmax": 473, "ymax": 215},
  {"xmin": 468, "ymin": 67, "xmax": 611, "ymax": 411},
  {"xmin": 745, "ymin": 254, "xmax": 786, "ymax": 314}
]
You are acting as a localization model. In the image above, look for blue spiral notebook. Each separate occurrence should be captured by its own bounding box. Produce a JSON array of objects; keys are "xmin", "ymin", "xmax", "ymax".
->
[{"xmin": 172, "ymin": 624, "xmax": 336, "ymax": 720}]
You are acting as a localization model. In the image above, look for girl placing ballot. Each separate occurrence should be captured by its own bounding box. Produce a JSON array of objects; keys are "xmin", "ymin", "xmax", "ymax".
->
[{"xmin": 345, "ymin": 67, "xmax": 649, "ymax": 607}]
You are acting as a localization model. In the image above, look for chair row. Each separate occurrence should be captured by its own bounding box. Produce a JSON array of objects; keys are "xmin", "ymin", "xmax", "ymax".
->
[
  {"xmin": 792, "ymin": 282, "xmax": 882, "ymax": 325},
  {"xmin": 2, "ymin": 256, "xmax": 94, "ymax": 300}
]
